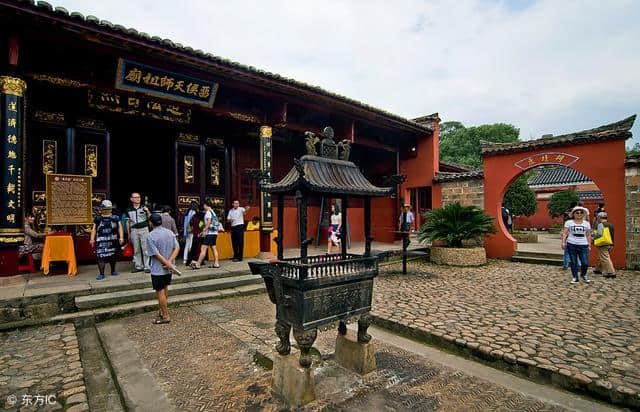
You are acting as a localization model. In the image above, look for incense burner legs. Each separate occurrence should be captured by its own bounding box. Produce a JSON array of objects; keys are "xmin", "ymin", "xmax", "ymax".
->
[{"xmin": 293, "ymin": 328, "xmax": 317, "ymax": 368}]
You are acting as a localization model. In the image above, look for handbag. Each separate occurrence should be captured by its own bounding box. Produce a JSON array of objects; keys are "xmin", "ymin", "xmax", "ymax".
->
[
  {"xmin": 594, "ymin": 226, "xmax": 613, "ymax": 247},
  {"xmin": 121, "ymin": 242, "xmax": 134, "ymax": 258}
]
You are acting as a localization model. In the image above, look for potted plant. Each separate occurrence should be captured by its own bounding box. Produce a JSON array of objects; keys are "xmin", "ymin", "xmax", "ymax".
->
[{"xmin": 418, "ymin": 202, "xmax": 496, "ymax": 266}]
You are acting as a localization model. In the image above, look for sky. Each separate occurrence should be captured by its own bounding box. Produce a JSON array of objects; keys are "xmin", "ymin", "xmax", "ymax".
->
[{"xmin": 57, "ymin": 0, "xmax": 640, "ymax": 148}]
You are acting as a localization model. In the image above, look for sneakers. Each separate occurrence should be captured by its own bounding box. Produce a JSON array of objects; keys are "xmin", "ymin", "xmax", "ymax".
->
[
  {"xmin": 571, "ymin": 278, "xmax": 579, "ymax": 284},
  {"xmin": 111, "ymin": 271, "xmax": 119, "ymax": 277},
  {"xmin": 582, "ymin": 276, "xmax": 591, "ymax": 283},
  {"xmin": 96, "ymin": 274, "xmax": 105, "ymax": 281},
  {"xmin": 144, "ymin": 268, "xmax": 151, "ymax": 273},
  {"xmin": 131, "ymin": 268, "xmax": 143, "ymax": 273}
]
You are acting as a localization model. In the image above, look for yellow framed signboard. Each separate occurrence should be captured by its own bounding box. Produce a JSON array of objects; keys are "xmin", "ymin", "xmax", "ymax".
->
[{"xmin": 45, "ymin": 174, "xmax": 93, "ymax": 225}]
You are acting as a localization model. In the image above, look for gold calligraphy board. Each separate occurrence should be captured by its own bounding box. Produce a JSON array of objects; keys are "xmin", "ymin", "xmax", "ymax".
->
[{"xmin": 45, "ymin": 174, "xmax": 93, "ymax": 225}]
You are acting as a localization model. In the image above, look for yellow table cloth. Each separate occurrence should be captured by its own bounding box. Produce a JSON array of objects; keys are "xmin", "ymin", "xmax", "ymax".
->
[{"xmin": 41, "ymin": 235, "xmax": 77, "ymax": 276}]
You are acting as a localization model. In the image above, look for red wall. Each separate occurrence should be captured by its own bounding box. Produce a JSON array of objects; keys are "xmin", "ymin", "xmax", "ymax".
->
[
  {"xmin": 514, "ymin": 199, "xmax": 601, "ymax": 229},
  {"xmin": 400, "ymin": 121, "xmax": 440, "ymax": 227},
  {"xmin": 483, "ymin": 139, "xmax": 627, "ymax": 268}
]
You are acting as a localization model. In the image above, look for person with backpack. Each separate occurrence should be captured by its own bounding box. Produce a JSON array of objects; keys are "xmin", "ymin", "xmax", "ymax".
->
[
  {"xmin": 190, "ymin": 198, "xmax": 224, "ymax": 269},
  {"xmin": 90, "ymin": 200, "xmax": 124, "ymax": 280},
  {"xmin": 593, "ymin": 212, "xmax": 615, "ymax": 278}
]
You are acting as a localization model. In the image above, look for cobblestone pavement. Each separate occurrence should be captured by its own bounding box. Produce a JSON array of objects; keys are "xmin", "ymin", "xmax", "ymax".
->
[
  {"xmin": 373, "ymin": 260, "xmax": 640, "ymax": 402},
  {"xmin": 120, "ymin": 294, "xmax": 570, "ymax": 411},
  {"xmin": 0, "ymin": 324, "xmax": 88, "ymax": 411}
]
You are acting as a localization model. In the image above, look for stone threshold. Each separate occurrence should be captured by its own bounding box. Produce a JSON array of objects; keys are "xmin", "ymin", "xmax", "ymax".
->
[
  {"xmin": 0, "ymin": 284, "xmax": 265, "ymax": 332},
  {"xmin": 370, "ymin": 314, "xmax": 639, "ymax": 410}
]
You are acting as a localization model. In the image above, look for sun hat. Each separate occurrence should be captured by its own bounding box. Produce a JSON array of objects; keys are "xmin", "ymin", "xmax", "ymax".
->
[
  {"xmin": 598, "ymin": 212, "xmax": 608, "ymax": 219},
  {"xmin": 99, "ymin": 200, "xmax": 113, "ymax": 210},
  {"xmin": 570, "ymin": 206, "xmax": 589, "ymax": 217}
]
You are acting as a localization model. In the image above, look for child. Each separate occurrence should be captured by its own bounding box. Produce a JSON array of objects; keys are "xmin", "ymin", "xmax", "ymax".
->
[
  {"xmin": 90, "ymin": 200, "xmax": 124, "ymax": 280},
  {"xmin": 246, "ymin": 216, "xmax": 261, "ymax": 231}
]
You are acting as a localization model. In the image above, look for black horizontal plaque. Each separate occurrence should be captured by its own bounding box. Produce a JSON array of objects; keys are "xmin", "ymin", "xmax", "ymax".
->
[{"xmin": 115, "ymin": 58, "xmax": 218, "ymax": 107}]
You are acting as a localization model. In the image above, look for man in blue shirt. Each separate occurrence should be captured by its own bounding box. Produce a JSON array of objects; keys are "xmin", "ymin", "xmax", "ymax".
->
[{"xmin": 147, "ymin": 213, "xmax": 180, "ymax": 324}]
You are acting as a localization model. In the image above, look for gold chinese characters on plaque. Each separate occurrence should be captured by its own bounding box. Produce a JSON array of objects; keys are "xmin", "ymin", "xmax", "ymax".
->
[
  {"xmin": 42, "ymin": 140, "xmax": 57, "ymax": 175},
  {"xmin": 85, "ymin": 144, "xmax": 98, "ymax": 177},
  {"xmin": 45, "ymin": 174, "xmax": 93, "ymax": 225},
  {"xmin": 184, "ymin": 155, "xmax": 195, "ymax": 183},
  {"xmin": 210, "ymin": 159, "xmax": 220, "ymax": 186}
]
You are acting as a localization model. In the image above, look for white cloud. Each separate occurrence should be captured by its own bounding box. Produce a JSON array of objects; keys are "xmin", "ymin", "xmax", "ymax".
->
[{"xmin": 56, "ymin": 0, "xmax": 640, "ymax": 147}]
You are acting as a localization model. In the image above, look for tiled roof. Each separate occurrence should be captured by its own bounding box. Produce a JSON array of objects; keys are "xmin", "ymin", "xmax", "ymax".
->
[
  {"xmin": 578, "ymin": 190, "xmax": 603, "ymax": 200},
  {"xmin": 626, "ymin": 154, "xmax": 640, "ymax": 167},
  {"xmin": 480, "ymin": 115, "xmax": 636, "ymax": 156},
  {"xmin": 528, "ymin": 166, "xmax": 591, "ymax": 187},
  {"xmin": 7, "ymin": 0, "xmax": 431, "ymax": 133},
  {"xmin": 432, "ymin": 170, "xmax": 484, "ymax": 183},
  {"xmin": 438, "ymin": 160, "xmax": 474, "ymax": 173},
  {"xmin": 262, "ymin": 155, "xmax": 393, "ymax": 197}
]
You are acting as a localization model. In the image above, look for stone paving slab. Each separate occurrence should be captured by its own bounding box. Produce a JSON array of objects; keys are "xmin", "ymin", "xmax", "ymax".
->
[
  {"xmin": 372, "ymin": 259, "xmax": 640, "ymax": 408},
  {"xmin": 0, "ymin": 323, "xmax": 88, "ymax": 411},
  {"xmin": 109, "ymin": 294, "xmax": 604, "ymax": 411}
]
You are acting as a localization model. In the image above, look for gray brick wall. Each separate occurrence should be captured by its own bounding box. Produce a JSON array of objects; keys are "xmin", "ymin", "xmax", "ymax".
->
[
  {"xmin": 440, "ymin": 178, "xmax": 484, "ymax": 208},
  {"xmin": 625, "ymin": 165, "xmax": 640, "ymax": 270}
]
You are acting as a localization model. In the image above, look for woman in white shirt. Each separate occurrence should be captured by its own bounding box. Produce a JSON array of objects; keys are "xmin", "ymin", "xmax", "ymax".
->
[
  {"xmin": 190, "ymin": 198, "xmax": 224, "ymax": 269},
  {"xmin": 562, "ymin": 206, "xmax": 592, "ymax": 284},
  {"xmin": 327, "ymin": 204, "xmax": 342, "ymax": 254}
]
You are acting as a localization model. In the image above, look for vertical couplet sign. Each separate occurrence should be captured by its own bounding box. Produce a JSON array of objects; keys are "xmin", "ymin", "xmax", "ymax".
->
[
  {"xmin": 0, "ymin": 77, "xmax": 26, "ymax": 245},
  {"xmin": 259, "ymin": 126, "xmax": 273, "ymax": 231}
]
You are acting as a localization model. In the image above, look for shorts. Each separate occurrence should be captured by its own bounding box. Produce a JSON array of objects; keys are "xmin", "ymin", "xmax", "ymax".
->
[
  {"xmin": 202, "ymin": 234, "xmax": 217, "ymax": 246},
  {"xmin": 151, "ymin": 274, "xmax": 172, "ymax": 291}
]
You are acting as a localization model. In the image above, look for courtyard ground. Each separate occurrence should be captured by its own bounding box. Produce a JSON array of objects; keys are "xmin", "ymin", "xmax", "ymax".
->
[{"xmin": 373, "ymin": 259, "xmax": 640, "ymax": 407}]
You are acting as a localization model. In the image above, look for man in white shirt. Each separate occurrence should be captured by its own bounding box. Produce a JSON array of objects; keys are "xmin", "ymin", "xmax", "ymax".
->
[
  {"xmin": 398, "ymin": 204, "xmax": 415, "ymax": 232},
  {"xmin": 227, "ymin": 200, "xmax": 250, "ymax": 261}
]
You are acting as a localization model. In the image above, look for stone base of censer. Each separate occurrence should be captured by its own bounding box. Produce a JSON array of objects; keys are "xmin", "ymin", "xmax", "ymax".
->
[
  {"xmin": 335, "ymin": 329, "xmax": 377, "ymax": 375},
  {"xmin": 272, "ymin": 350, "xmax": 316, "ymax": 408}
]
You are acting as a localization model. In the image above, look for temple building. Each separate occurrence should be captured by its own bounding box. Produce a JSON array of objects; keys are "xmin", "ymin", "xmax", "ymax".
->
[{"xmin": 0, "ymin": 1, "xmax": 441, "ymax": 275}]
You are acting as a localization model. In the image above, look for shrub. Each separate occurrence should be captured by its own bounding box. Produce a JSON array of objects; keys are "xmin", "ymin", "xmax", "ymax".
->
[
  {"xmin": 418, "ymin": 202, "xmax": 497, "ymax": 248},
  {"xmin": 548, "ymin": 190, "xmax": 580, "ymax": 218}
]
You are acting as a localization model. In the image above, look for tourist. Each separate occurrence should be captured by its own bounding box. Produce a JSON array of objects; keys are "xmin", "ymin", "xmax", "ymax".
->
[
  {"xmin": 501, "ymin": 204, "xmax": 513, "ymax": 232},
  {"xmin": 562, "ymin": 206, "xmax": 592, "ymax": 284},
  {"xmin": 147, "ymin": 213, "xmax": 180, "ymax": 324},
  {"xmin": 593, "ymin": 212, "xmax": 616, "ymax": 278},
  {"xmin": 593, "ymin": 202, "xmax": 605, "ymax": 227},
  {"xmin": 125, "ymin": 192, "xmax": 151, "ymax": 273},
  {"xmin": 160, "ymin": 205, "xmax": 178, "ymax": 235},
  {"xmin": 247, "ymin": 216, "xmax": 261, "ymax": 231},
  {"xmin": 227, "ymin": 200, "xmax": 249, "ymax": 262},
  {"xmin": 182, "ymin": 201, "xmax": 199, "ymax": 265},
  {"xmin": 19, "ymin": 212, "xmax": 48, "ymax": 258},
  {"xmin": 327, "ymin": 203, "xmax": 342, "ymax": 254},
  {"xmin": 191, "ymin": 198, "xmax": 224, "ymax": 269},
  {"xmin": 398, "ymin": 204, "xmax": 415, "ymax": 232},
  {"xmin": 90, "ymin": 200, "xmax": 124, "ymax": 280}
]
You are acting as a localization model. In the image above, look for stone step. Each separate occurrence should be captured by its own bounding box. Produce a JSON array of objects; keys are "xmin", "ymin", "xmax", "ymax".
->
[
  {"xmin": 514, "ymin": 250, "xmax": 564, "ymax": 259},
  {"xmin": 511, "ymin": 255, "xmax": 563, "ymax": 266},
  {"xmin": 75, "ymin": 274, "xmax": 262, "ymax": 310},
  {"xmin": 0, "ymin": 283, "xmax": 265, "ymax": 332},
  {"xmin": 87, "ymin": 267, "xmax": 247, "ymax": 295}
]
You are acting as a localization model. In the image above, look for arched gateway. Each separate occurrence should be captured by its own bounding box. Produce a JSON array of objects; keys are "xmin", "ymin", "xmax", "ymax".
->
[{"xmin": 481, "ymin": 115, "xmax": 636, "ymax": 269}]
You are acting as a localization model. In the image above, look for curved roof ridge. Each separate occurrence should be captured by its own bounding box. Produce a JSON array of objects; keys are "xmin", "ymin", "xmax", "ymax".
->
[{"xmin": 480, "ymin": 115, "xmax": 636, "ymax": 156}]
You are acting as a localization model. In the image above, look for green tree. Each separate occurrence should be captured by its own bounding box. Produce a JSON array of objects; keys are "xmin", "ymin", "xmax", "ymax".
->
[
  {"xmin": 418, "ymin": 202, "xmax": 497, "ymax": 248},
  {"xmin": 548, "ymin": 190, "xmax": 580, "ymax": 218},
  {"xmin": 438, "ymin": 121, "xmax": 465, "ymax": 142},
  {"xmin": 503, "ymin": 175, "xmax": 537, "ymax": 229},
  {"xmin": 627, "ymin": 142, "xmax": 640, "ymax": 156},
  {"xmin": 440, "ymin": 123, "xmax": 520, "ymax": 168}
]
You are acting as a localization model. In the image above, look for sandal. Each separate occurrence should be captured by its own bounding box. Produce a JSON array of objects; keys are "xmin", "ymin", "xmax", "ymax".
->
[
  {"xmin": 189, "ymin": 262, "xmax": 201, "ymax": 270},
  {"xmin": 153, "ymin": 317, "xmax": 171, "ymax": 324},
  {"xmin": 208, "ymin": 263, "xmax": 220, "ymax": 268}
]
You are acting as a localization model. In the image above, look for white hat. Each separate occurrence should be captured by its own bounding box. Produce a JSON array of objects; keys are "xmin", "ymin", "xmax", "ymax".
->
[
  {"xmin": 570, "ymin": 206, "xmax": 589, "ymax": 217},
  {"xmin": 100, "ymin": 200, "xmax": 113, "ymax": 209}
]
